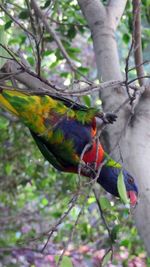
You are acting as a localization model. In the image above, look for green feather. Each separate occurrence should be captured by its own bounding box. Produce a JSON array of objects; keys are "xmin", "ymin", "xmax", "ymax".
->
[
  {"xmin": 104, "ymin": 153, "xmax": 122, "ymax": 168},
  {"xmin": 31, "ymin": 131, "xmax": 64, "ymax": 171}
]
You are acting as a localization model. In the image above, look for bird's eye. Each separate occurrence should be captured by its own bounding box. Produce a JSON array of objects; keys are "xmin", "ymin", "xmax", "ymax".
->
[{"xmin": 128, "ymin": 177, "xmax": 134, "ymax": 184}]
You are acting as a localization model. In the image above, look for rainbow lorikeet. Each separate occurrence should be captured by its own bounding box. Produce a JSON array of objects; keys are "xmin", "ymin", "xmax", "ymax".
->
[{"xmin": 0, "ymin": 88, "xmax": 138, "ymax": 205}]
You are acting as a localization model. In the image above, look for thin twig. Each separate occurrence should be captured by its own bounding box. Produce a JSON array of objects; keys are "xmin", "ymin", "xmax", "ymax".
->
[
  {"xmin": 41, "ymin": 193, "xmax": 79, "ymax": 252},
  {"xmin": 0, "ymin": 4, "xmax": 35, "ymax": 39},
  {"xmin": 56, "ymin": 190, "xmax": 91, "ymax": 267},
  {"xmin": 30, "ymin": 0, "xmax": 74, "ymax": 70},
  {"xmin": 93, "ymin": 188, "xmax": 113, "ymax": 262}
]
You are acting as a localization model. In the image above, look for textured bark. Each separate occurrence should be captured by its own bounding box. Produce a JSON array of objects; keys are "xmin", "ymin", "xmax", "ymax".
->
[
  {"xmin": 78, "ymin": 0, "xmax": 122, "ymax": 81},
  {"xmin": 78, "ymin": 0, "xmax": 150, "ymax": 255}
]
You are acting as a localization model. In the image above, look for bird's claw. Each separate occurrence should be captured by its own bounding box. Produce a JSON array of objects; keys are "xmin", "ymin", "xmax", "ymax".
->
[
  {"xmin": 102, "ymin": 112, "xmax": 117, "ymax": 124},
  {"xmin": 80, "ymin": 162, "xmax": 96, "ymax": 178}
]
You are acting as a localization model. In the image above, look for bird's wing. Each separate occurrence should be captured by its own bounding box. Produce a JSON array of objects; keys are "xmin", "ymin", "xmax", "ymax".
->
[
  {"xmin": 0, "ymin": 89, "xmax": 97, "ymax": 170},
  {"xmin": 30, "ymin": 130, "xmax": 65, "ymax": 171}
]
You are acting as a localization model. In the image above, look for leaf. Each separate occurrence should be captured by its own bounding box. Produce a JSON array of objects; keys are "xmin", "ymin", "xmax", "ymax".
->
[
  {"xmin": 55, "ymin": 256, "xmax": 73, "ymax": 267},
  {"xmin": 67, "ymin": 25, "xmax": 76, "ymax": 39},
  {"xmin": 41, "ymin": 0, "xmax": 52, "ymax": 9},
  {"xmin": 5, "ymin": 163, "xmax": 13, "ymax": 176},
  {"xmin": 27, "ymin": 56, "xmax": 35, "ymax": 66},
  {"xmin": 99, "ymin": 196, "xmax": 111, "ymax": 210},
  {"xmin": 60, "ymin": 72, "xmax": 70, "ymax": 78},
  {"xmin": 101, "ymin": 250, "xmax": 112, "ymax": 266},
  {"xmin": 42, "ymin": 50, "xmax": 53, "ymax": 57},
  {"xmin": 82, "ymin": 95, "xmax": 91, "ymax": 107},
  {"xmin": 123, "ymin": 33, "xmax": 130, "ymax": 44},
  {"xmin": 4, "ymin": 20, "xmax": 12, "ymax": 30},
  {"xmin": 19, "ymin": 10, "xmax": 29, "ymax": 19},
  {"xmin": 41, "ymin": 198, "xmax": 48, "ymax": 206},
  {"xmin": 77, "ymin": 66, "xmax": 89, "ymax": 75},
  {"xmin": 111, "ymin": 224, "xmax": 120, "ymax": 242},
  {"xmin": 117, "ymin": 171, "xmax": 130, "ymax": 204},
  {"xmin": 0, "ymin": 116, "xmax": 9, "ymax": 130},
  {"xmin": 50, "ymin": 60, "xmax": 60, "ymax": 68},
  {"xmin": 68, "ymin": 47, "xmax": 81, "ymax": 53}
]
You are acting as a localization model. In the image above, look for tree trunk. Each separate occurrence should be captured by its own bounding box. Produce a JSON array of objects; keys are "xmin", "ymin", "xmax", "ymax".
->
[{"xmin": 78, "ymin": 0, "xmax": 150, "ymax": 255}]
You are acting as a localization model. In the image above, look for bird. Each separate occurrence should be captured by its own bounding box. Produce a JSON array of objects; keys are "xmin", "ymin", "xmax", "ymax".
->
[{"xmin": 0, "ymin": 88, "xmax": 138, "ymax": 205}]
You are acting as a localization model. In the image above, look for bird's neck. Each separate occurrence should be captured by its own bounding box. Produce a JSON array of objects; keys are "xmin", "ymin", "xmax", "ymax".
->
[{"xmin": 103, "ymin": 152, "xmax": 122, "ymax": 168}]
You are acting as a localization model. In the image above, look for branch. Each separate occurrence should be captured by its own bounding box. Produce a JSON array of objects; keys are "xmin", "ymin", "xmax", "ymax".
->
[
  {"xmin": 132, "ymin": 0, "xmax": 145, "ymax": 86},
  {"xmin": 93, "ymin": 188, "xmax": 113, "ymax": 262},
  {"xmin": 0, "ymin": 59, "xmax": 59, "ymax": 92},
  {"xmin": 30, "ymin": 0, "xmax": 75, "ymax": 70},
  {"xmin": 0, "ymin": 4, "xmax": 35, "ymax": 39},
  {"xmin": 56, "ymin": 191, "xmax": 90, "ymax": 267},
  {"xmin": 41, "ymin": 193, "xmax": 79, "ymax": 252},
  {"xmin": 107, "ymin": 0, "xmax": 128, "ymax": 29},
  {"xmin": 77, "ymin": 0, "xmax": 105, "ymax": 28}
]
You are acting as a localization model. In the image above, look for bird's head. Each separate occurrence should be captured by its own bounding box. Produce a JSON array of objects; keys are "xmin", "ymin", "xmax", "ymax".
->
[{"xmin": 97, "ymin": 165, "xmax": 138, "ymax": 206}]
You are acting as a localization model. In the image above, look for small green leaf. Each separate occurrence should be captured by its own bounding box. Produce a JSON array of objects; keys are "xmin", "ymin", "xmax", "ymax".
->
[
  {"xmin": 111, "ymin": 224, "xmax": 120, "ymax": 242},
  {"xmin": 41, "ymin": 0, "xmax": 51, "ymax": 9},
  {"xmin": 78, "ymin": 66, "xmax": 89, "ymax": 75},
  {"xmin": 82, "ymin": 95, "xmax": 91, "ymax": 107},
  {"xmin": 67, "ymin": 26, "xmax": 76, "ymax": 39},
  {"xmin": 117, "ymin": 171, "xmax": 130, "ymax": 204},
  {"xmin": 27, "ymin": 56, "xmax": 35, "ymax": 66},
  {"xmin": 5, "ymin": 163, "xmax": 13, "ymax": 175},
  {"xmin": 60, "ymin": 72, "xmax": 70, "ymax": 78},
  {"xmin": 123, "ymin": 33, "xmax": 130, "ymax": 44},
  {"xmin": 0, "ymin": 116, "xmax": 9, "ymax": 130},
  {"xmin": 101, "ymin": 250, "xmax": 112, "ymax": 266},
  {"xmin": 42, "ymin": 50, "xmax": 53, "ymax": 57},
  {"xmin": 4, "ymin": 20, "xmax": 12, "ymax": 30},
  {"xmin": 99, "ymin": 196, "xmax": 111, "ymax": 210},
  {"xmin": 68, "ymin": 47, "xmax": 81, "ymax": 53},
  {"xmin": 50, "ymin": 60, "xmax": 60, "ymax": 68},
  {"xmin": 41, "ymin": 198, "xmax": 48, "ymax": 206},
  {"xmin": 19, "ymin": 10, "xmax": 29, "ymax": 19},
  {"xmin": 55, "ymin": 256, "xmax": 73, "ymax": 267}
]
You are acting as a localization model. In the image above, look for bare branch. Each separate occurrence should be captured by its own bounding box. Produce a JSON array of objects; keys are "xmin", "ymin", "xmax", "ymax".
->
[
  {"xmin": 132, "ymin": 0, "xmax": 145, "ymax": 86},
  {"xmin": 41, "ymin": 193, "xmax": 79, "ymax": 252},
  {"xmin": 0, "ymin": 59, "xmax": 60, "ymax": 92},
  {"xmin": 56, "ymin": 191, "xmax": 90, "ymax": 267},
  {"xmin": 93, "ymin": 188, "xmax": 113, "ymax": 262}
]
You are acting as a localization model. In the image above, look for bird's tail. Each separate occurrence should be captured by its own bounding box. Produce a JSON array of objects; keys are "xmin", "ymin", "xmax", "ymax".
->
[
  {"xmin": 0, "ymin": 88, "xmax": 64, "ymax": 139},
  {"xmin": 0, "ymin": 88, "xmax": 23, "ymax": 116}
]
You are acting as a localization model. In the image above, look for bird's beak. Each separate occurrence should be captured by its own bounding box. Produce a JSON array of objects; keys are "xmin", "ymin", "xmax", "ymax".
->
[{"xmin": 127, "ymin": 191, "xmax": 138, "ymax": 207}]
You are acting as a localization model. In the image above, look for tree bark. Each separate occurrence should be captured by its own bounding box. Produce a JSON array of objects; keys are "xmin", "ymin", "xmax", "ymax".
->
[{"xmin": 78, "ymin": 0, "xmax": 150, "ymax": 255}]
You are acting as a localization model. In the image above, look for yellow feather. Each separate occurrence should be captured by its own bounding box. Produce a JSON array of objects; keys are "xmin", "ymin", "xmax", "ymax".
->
[
  {"xmin": 0, "ymin": 94, "xmax": 19, "ymax": 116},
  {"xmin": 0, "ymin": 89, "xmax": 76, "ymax": 142}
]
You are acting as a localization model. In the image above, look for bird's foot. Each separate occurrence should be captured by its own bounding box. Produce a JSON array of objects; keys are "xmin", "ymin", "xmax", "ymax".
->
[
  {"xmin": 100, "ymin": 112, "xmax": 117, "ymax": 124},
  {"xmin": 80, "ymin": 162, "xmax": 96, "ymax": 178}
]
